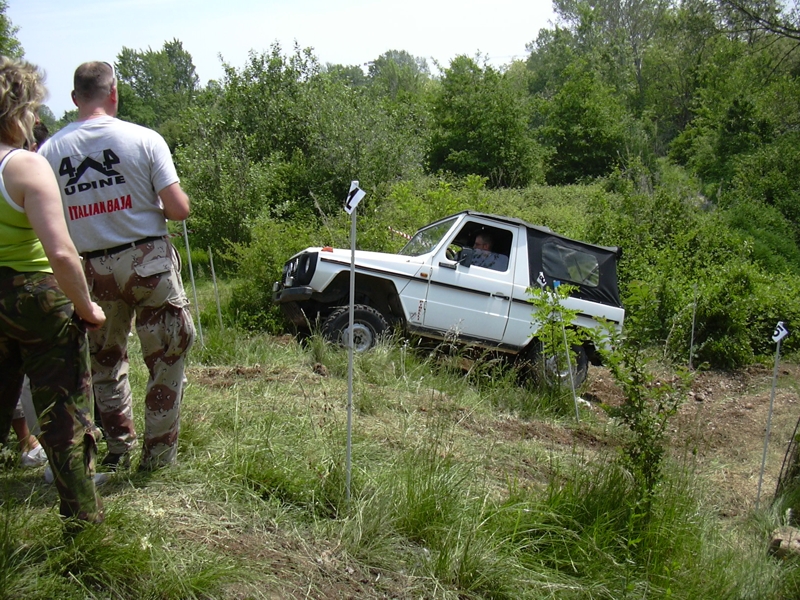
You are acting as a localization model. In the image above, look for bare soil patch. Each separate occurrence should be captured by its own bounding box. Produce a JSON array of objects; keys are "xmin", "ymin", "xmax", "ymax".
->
[{"xmin": 582, "ymin": 362, "xmax": 800, "ymax": 517}]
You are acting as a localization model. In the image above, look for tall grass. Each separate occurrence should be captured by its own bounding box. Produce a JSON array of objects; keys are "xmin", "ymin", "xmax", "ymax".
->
[{"xmin": 1, "ymin": 286, "xmax": 798, "ymax": 598}]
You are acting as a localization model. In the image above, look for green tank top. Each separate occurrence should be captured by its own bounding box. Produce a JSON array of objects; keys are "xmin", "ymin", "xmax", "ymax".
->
[{"xmin": 0, "ymin": 149, "xmax": 52, "ymax": 273}]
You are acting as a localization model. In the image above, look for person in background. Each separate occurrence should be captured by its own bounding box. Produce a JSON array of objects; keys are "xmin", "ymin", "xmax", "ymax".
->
[
  {"xmin": 9, "ymin": 118, "xmax": 53, "ymax": 469},
  {"xmin": 29, "ymin": 121, "xmax": 48, "ymax": 152},
  {"xmin": 10, "ymin": 384, "xmax": 46, "ymax": 466},
  {"xmin": 0, "ymin": 56, "xmax": 105, "ymax": 523},
  {"xmin": 40, "ymin": 61, "xmax": 195, "ymax": 472},
  {"xmin": 471, "ymin": 232, "xmax": 509, "ymax": 271}
]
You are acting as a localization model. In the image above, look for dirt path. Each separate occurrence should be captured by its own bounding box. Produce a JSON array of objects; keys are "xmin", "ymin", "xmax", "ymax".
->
[{"xmin": 584, "ymin": 362, "xmax": 800, "ymax": 518}]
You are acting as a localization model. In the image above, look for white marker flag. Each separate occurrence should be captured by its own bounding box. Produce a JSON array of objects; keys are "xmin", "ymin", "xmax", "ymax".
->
[
  {"xmin": 344, "ymin": 181, "xmax": 366, "ymax": 214},
  {"xmin": 772, "ymin": 321, "xmax": 789, "ymax": 343},
  {"xmin": 537, "ymin": 271, "xmax": 547, "ymax": 288}
]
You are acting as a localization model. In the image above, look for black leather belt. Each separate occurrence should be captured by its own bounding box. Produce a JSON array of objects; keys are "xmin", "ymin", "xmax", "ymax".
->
[{"xmin": 82, "ymin": 236, "xmax": 165, "ymax": 260}]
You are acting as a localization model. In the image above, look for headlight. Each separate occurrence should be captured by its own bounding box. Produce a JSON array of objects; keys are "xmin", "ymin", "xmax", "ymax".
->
[{"xmin": 283, "ymin": 258, "xmax": 298, "ymax": 286}]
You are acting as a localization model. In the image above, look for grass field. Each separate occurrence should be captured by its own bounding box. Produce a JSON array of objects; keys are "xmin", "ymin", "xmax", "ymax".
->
[{"xmin": 2, "ymin": 279, "xmax": 800, "ymax": 599}]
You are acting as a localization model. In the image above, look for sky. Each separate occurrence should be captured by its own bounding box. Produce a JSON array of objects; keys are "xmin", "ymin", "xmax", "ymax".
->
[{"xmin": 7, "ymin": 0, "xmax": 556, "ymax": 118}]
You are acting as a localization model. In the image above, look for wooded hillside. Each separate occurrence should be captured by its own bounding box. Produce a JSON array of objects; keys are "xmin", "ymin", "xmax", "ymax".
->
[{"xmin": 14, "ymin": 0, "xmax": 800, "ymax": 364}]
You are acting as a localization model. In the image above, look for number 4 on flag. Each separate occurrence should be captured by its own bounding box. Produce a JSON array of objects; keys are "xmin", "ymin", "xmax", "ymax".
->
[
  {"xmin": 344, "ymin": 181, "xmax": 366, "ymax": 214},
  {"xmin": 772, "ymin": 321, "xmax": 789, "ymax": 343}
]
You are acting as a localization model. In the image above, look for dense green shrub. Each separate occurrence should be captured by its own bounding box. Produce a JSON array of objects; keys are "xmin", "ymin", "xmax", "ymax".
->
[
  {"xmin": 721, "ymin": 199, "xmax": 800, "ymax": 275},
  {"xmin": 426, "ymin": 56, "xmax": 543, "ymax": 188},
  {"xmin": 724, "ymin": 132, "xmax": 800, "ymax": 248},
  {"xmin": 227, "ymin": 215, "xmax": 319, "ymax": 332}
]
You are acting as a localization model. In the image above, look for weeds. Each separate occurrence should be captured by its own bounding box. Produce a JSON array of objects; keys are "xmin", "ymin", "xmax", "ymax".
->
[{"xmin": 0, "ymin": 283, "xmax": 795, "ymax": 598}]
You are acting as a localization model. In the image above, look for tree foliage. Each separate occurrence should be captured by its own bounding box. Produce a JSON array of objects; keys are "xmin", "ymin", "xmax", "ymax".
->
[
  {"xmin": 90, "ymin": 6, "xmax": 800, "ymax": 368},
  {"xmin": 539, "ymin": 63, "xmax": 630, "ymax": 184},
  {"xmin": 0, "ymin": 1, "xmax": 21, "ymax": 58},
  {"xmin": 115, "ymin": 39, "xmax": 199, "ymax": 141},
  {"xmin": 174, "ymin": 44, "xmax": 425, "ymax": 263},
  {"xmin": 426, "ymin": 55, "xmax": 542, "ymax": 187},
  {"xmin": 367, "ymin": 49, "xmax": 430, "ymax": 100}
]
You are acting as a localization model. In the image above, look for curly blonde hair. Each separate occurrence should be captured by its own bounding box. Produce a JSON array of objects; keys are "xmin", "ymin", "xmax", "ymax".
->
[{"xmin": 0, "ymin": 56, "xmax": 45, "ymax": 148}]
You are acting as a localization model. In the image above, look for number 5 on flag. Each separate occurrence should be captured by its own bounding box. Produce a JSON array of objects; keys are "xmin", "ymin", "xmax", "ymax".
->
[{"xmin": 772, "ymin": 321, "xmax": 789, "ymax": 343}]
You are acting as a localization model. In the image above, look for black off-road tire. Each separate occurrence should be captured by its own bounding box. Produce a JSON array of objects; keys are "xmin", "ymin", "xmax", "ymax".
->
[
  {"xmin": 321, "ymin": 305, "xmax": 389, "ymax": 352},
  {"xmin": 517, "ymin": 340, "xmax": 589, "ymax": 389}
]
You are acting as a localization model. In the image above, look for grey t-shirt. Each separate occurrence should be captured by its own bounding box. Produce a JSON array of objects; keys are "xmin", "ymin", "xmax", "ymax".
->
[{"xmin": 40, "ymin": 116, "xmax": 178, "ymax": 253}]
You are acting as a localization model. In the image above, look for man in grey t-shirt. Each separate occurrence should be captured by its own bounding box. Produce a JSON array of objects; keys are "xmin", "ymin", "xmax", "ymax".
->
[
  {"xmin": 471, "ymin": 233, "xmax": 509, "ymax": 271},
  {"xmin": 40, "ymin": 61, "xmax": 195, "ymax": 472}
]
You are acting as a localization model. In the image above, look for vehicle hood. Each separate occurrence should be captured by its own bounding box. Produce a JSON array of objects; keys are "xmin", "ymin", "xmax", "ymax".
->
[{"xmin": 310, "ymin": 247, "xmax": 428, "ymax": 278}]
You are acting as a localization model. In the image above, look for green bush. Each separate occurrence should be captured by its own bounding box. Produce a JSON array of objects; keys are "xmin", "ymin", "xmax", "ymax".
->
[
  {"xmin": 174, "ymin": 244, "xmax": 211, "ymax": 280},
  {"xmin": 227, "ymin": 215, "xmax": 319, "ymax": 332},
  {"xmin": 722, "ymin": 198, "xmax": 800, "ymax": 275}
]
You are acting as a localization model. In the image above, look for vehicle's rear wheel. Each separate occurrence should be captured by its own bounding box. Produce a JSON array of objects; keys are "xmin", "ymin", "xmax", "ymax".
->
[
  {"xmin": 321, "ymin": 305, "xmax": 389, "ymax": 352},
  {"xmin": 517, "ymin": 341, "xmax": 589, "ymax": 388}
]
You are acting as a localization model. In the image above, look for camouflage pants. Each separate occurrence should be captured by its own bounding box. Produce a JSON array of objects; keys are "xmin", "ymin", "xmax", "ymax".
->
[
  {"xmin": 84, "ymin": 238, "xmax": 195, "ymax": 469},
  {"xmin": 0, "ymin": 268, "xmax": 103, "ymax": 522}
]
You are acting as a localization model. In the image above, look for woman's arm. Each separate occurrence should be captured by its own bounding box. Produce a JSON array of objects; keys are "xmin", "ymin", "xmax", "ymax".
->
[{"xmin": 4, "ymin": 151, "xmax": 105, "ymax": 328}]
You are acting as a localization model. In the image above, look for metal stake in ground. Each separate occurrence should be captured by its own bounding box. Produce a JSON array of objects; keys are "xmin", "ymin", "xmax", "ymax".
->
[
  {"xmin": 343, "ymin": 181, "xmax": 366, "ymax": 503},
  {"xmin": 756, "ymin": 321, "xmax": 790, "ymax": 509},
  {"xmin": 553, "ymin": 280, "xmax": 580, "ymax": 422},
  {"xmin": 689, "ymin": 283, "xmax": 698, "ymax": 370},
  {"xmin": 182, "ymin": 220, "xmax": 203, "ymax": 347},
  {"xmin": 208, "ymin": 247, "xmax": 223, "ymax": 330}
]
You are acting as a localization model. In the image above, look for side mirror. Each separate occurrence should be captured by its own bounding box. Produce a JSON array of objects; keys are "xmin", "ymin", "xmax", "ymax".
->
[{"xmin": 459, "ymin": 247, "xmax": 474, "ymax": 267}]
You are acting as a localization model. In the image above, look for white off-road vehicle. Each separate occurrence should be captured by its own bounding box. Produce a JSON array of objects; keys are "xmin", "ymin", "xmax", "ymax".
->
[{"xmin": 273, "ymin": 211, "xmax": 624, "ymax": 386}]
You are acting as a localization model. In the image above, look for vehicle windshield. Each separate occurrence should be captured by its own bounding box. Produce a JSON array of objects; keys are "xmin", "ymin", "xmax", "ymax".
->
[{"xmin": 398, "ymin": 218, "xmax": 457, "ymax": 257}]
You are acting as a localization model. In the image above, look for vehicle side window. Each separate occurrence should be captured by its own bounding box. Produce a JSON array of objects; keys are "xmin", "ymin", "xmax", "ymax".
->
[
  {"xmin": 453, "ymin": 224, "xmax": 512, "ymax": 271},
  {"xmin": 542, "ymin": 241, "xmax": 600, "ymax": 286}
]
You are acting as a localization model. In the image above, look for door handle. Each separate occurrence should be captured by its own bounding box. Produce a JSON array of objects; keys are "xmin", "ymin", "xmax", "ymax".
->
[{"xmin": 491, "ymin": 292, "xmax": 510, "ymax": 300}]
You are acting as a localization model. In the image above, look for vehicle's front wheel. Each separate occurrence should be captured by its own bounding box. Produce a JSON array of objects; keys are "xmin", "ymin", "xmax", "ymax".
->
[{"xmin": 321, "ymin": 305, "xmax": 389, "ymax": 352}]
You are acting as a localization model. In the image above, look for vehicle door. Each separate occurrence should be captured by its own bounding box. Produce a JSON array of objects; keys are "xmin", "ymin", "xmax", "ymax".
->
[{"xmin": 422, "ymin": 222, "xmax": 515, "ymax": 342}]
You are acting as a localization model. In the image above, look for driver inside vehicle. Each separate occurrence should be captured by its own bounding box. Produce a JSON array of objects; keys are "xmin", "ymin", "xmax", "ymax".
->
[{"xmin": 471, "ymin": 233, "xmax": 508, "ymax": 271}]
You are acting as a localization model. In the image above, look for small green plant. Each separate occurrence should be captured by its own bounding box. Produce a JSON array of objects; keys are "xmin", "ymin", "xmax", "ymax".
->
[
  {"xmin": 602, "ymin": 281, "xmax": 692, "ymax": 510},
  {"xmin": 526, "ymin": 282, "xmax": 593, "ymax": 413}
]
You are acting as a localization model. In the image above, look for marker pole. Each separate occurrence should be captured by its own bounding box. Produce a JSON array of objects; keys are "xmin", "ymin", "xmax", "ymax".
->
[{"xmin": 756, "ymin": 323, "xmax": 790, "ymax": 508}]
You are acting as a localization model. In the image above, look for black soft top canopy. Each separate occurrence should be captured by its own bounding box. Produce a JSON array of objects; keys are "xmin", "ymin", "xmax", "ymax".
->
[
  {"xmin": 456, "ymin": 212, "xmax": 622, "ymax": 308},
  {"xmin": 526, "ymin": 228, "xmax": 622, "ymax": 308}
]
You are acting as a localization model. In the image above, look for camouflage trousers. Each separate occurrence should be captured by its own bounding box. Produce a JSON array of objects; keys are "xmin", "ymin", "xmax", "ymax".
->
[
  {"xmin": 0, "ymin": 267, "xmax": 103, "ymax": 522},
  {"xmin": 84, "ymin": 237, "xmax": 195, "ymax": 469}
]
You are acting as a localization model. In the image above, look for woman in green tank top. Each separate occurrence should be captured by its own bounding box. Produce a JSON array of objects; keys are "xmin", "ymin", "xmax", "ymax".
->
[{"xmin": 0, "ymin": 56, "xmax": 106, "ymax": 526}]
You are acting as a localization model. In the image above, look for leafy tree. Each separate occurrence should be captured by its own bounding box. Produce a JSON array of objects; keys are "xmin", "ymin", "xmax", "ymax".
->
[
  {"xmin": 635, "ymin": 0, "xmax": 721, "ymax": 151},
  {"xmin": 553, "ymin": 0, "xmax": 671, "ymax": 113},
  {"xmin": 720, "ymin": 0, "xmax": 800, "ymax": 42},
  {"xmin": 35, "ymin": 105, "xmax": 56, "ymax": 134},
  {"xmin": 668, "ymin": 27, "xmax": 799, "ymax": 205},
  {"xmin": 0, "ymin": 1, "xmax": 21, "ymax": 58},
  {"xmin": 525, "ymin": 26, "xmax": 579, "ymax": 97},
  {"xmin": 175, "ymin": 43, "xmax": 426, "ymax": 262},
  {"xmin": 115, "ymin": 39, "xmax": 199, "ymax": 139},
  {"xmin": 323, "ymin": 63, "xmax": 368, "ymax": 87},
  {"xmin": 540, "ymin": 62, "xmax": 629, "ymax": 184},
  {"xmin": 427, "ymin": 55, "xmax": 541, "ymax": 187},
  {"xmin": 367, "ymin": 50, "xmax": 430, "ymax": 100}
]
